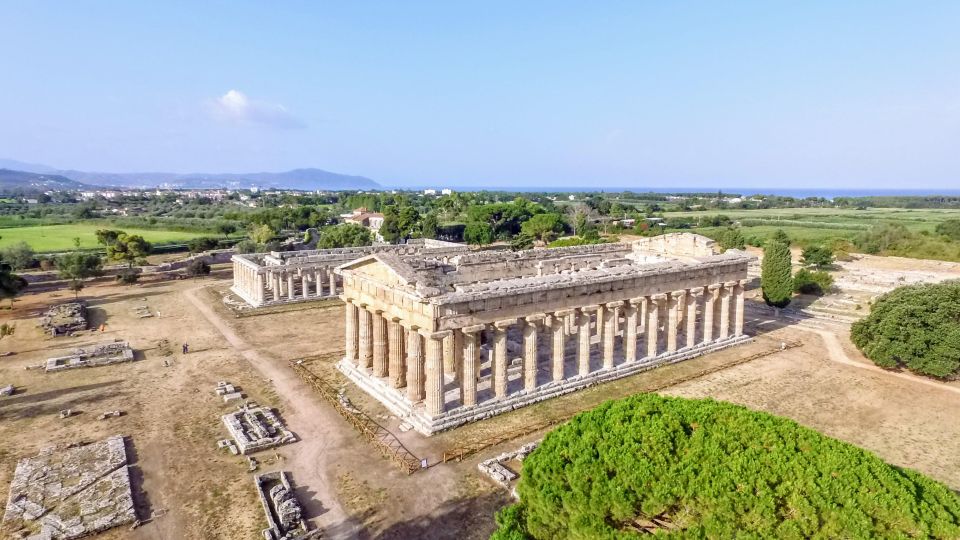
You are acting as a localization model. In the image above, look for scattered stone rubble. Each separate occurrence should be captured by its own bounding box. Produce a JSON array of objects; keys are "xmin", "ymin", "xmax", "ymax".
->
[
  {"xmin": 97, "ymin": 410, "xmax": 123, "ymax": 420},
  {"xmin": 2, "ymin": 435, "xmax": 137, "ymax": 539},
  {"xmin": 39, "ymin": 302, "xmax": 88, "ymax": 336},
  {"xmin": 45, "ymin": 341, "xmax": 134, "ymax": 373},
  {"xmin": 222, "ymin": 402, "xmax": 296, "ymax": 455},
  {"xmin": 254, "ymin": 471, "xmax": 319, "ymax": 540},
  {"xmin": 1, "ymin": 384, "xmax": 14, "ymax": 397},
  {"xmin": 132, "ymin": 305, "xmax": 153, "ymax": 318},
  {"xmin": 479, "ymin": 441, "xmax": 540, "ymax": 492}
]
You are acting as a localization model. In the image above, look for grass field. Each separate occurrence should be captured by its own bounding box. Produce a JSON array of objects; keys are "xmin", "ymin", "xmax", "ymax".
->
[
  {"xmin": 665, "ymin": 207, "xmax": 960, "ymax": 244},
  {"xmin": 0, "ymin": 223, "xmax": 211, "ymax": 252}
]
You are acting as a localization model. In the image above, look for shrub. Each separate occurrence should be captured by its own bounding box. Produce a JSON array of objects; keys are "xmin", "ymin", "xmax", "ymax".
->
[
  {"xmin": 185, "ymin": 258, "xmax": 211, "ymax": 277},
  {"xmin": 800, "ymin": 245, "xmax": 834, "ymax": 269},
  {"xmin": 851, "ymin": 281, "xmax": 960, "ymax": 378},
  {"xmin": 115, "ymin": 268, "xmax": 141, "ymax": 284},
  {"xmin": 492, "ymin": 394, "xmax": 960, "ymax": 539},
  {"xmin": 317, "ymin": 224, "xmax": 371, "ymax": 249},
  {"xmin": 233, "ymin": 239, "xmax": 257, "ymax": 254},
  {"xmin": 761, "ymin": 240, "xmax": 792, "ymax": 308},
  {"xmin": 793, "ymin": 268, "xmax": 833, "ymax": 295},
  {"xmin": 187, "ymin": 237, "xmax": 219, "ymax": 254},
  {"xmin": 0, "ymin": 241, "xmax": 36, "ymax": 270}
]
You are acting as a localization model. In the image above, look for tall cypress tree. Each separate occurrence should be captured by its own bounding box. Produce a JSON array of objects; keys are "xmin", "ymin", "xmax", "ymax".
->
[{"xmin": 761, "ymin": 240, "xmax": 793, "ymax": 308}]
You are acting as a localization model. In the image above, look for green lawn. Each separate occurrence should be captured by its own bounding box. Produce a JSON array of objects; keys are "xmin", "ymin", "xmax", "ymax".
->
[{"xmin": 0, "ymin": 223, "xmax": 211, "ymax": 252}]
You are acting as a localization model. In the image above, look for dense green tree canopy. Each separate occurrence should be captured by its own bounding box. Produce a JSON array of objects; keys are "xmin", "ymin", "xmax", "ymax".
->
[
  {"xmin": 492, "ymin": 394, "xmax": 960, "ymax": 539},
  {"xmin": 317, "ymin": 223, "xmax": 371, "ymax": 249},
  {"xmin": 464, "ymin": 222, "xmax": 494, "ymax": 246},
  {"xmin": 851, "ymin": 281, "xmax": 960, "ymax": 378},
  {"xmin": 520, "ymin": 213, "xmax": 565, "ymax": 243},
  {"xmin": 761, "ymin": 239, "xmax": 793, "ymax": 308},
  {"xmin": 935, "ymin": 219, "xmax": 960, "ymax": 241},
  {"xmin": 106, "ymin": 232, "xmax": 152, "ymax": 268}
]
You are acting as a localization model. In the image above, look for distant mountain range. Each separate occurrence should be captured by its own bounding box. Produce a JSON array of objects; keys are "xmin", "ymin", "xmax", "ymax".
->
[
  {"xmin": 0, "ymin": 158, "xmax": 380, "ymax": 191},
  {"xmin": 0, "ymin": 169, "xmax": 89, "ymax": 192}
]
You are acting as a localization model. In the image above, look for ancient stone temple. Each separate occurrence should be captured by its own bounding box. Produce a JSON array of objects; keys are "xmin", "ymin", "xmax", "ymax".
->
[
  {"xmin": 230, "ymin": 239, "xmax": 466, "ymax": 307},
  {"xmin": 335, "ymin": 233, "xmax": 754, "ymax": 435}
]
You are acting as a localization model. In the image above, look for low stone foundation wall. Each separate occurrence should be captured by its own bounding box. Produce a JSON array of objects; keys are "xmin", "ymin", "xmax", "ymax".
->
[{"xmin": 338, "ymin": 334, "xmax": 752, "ymax": 436}]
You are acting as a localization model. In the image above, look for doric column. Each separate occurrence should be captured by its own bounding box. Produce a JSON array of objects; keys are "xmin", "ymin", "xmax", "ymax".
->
[
  {"xmin": 623, "ymin": 299, "xmax": 640, "ymax": 362},
  {"xmin": 443, "ymin": 333, "xmax": 456, "ymax": 381},
  {"xmin": 523, "ymin": 314, "xmax": 544, "ymax": 391},
  {"xmin": 685, "ymin": 289, "xmax": 699, "ymax": 348},
  {"xmin": 461, "ymin": 324, "xmax": 484, "ymax": 407},
  {"xmin": 703, "ymin": 285, "xmax": 719, "ymax": 343},
  {"xmin": 424, "ymin": 330, "xmax": 449, "ymax": 416},
  {"xmin": 602, "ymin": 301, "xmax": 622, "ymax": 369},
  {"xmin": 405, "ymin": 328, "xmax": 424, "ymax": 402},
  {"xmin": 719, "ymin": 282, "xmax": 734, "ymax": 340},
  {"xmin": 301, "ymin": 273, "xmax": 309, "ymax": 299},
  {"xmin": 667, "ymin": 291, "xmax": 684, "ymax": 353},
  {"xmin": 344, "ymin": 300, "xmax": 358, "ymax": 365},
  {"xmin": 638, "ymin": 296, "xmax": 648, "ymax": 333},
  {"xmin": 388, "ymin": 318, "xmax": 406, "ymax": 388},
  {"xmin": 551, "ymin": 310, "xmax": 572, "ymax": 381},
  {"xmin": 734, "ymin": 279, "xmax": 746, "ymax": 336},
  {"xmin": 493, "ymin": 320, "xmax": 514, "ymax": 398},
  {"xmin": 647, "ymin": 294, "xmax": 665, "ymax": 358},
  {"xmin": 577, "ymin": 306, "xmax": 596, "ymax": 376},
  {"xmin": 255, "ymin": 273, "xmax": 264, "ymax": 304},
  {"xmin": 315, "ymin": 270, "xmax": 323, "ymax": 296},
  {"xmin": 272, "ymin": 273, "xmax": 280, "ymax": 301},
  {"xmin": 372, "ymin": 311, "xmax": 388, "ymax": 377},
  {"xmin": 328, "ymin": 268, "xmax": 337, "ymax": 296},
  {"xmin": 285, "ymin": 273, "xmax": 294, "ymax": 300},
  {"xmin": 358, "ymin": 306, "xmax": 373, "ymax": 368}
]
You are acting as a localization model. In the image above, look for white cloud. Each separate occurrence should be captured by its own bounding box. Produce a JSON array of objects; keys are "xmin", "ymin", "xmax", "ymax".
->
[{"xmin": 209, "ymin": 89, "xmax": 305, "ymax": 129}]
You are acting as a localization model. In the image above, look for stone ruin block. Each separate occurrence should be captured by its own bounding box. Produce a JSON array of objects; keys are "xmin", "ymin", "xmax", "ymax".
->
[
  {"xmin": 253, "ymin": 471, "xmax": 318, "ymax": 540},
  {"xmin": 45, "ymin": 341, "xmax": 134, "ymax": 373},
  {"xmin": 222, "ymin": 403, "xmax": 296, "ymax": 455},
  {"xmin": 39, "ymin": 302, "xmax": 88, "ymax": 336},
  {"xmin": 3, "ymin": 435, "xmax": 136, "ymax": 539},
  {"xmin": 0, "ymin": 384, "xmax": 14, "ymax": 397}
]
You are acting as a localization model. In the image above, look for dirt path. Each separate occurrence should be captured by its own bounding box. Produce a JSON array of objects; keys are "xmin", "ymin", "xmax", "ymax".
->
[
  {"xmin": 751, "ymin": 313, "xmax": 960, "ymax": 397},
  {"xmin": 184, "ymin": 287, "xmax": 360, "ymax": 539}
]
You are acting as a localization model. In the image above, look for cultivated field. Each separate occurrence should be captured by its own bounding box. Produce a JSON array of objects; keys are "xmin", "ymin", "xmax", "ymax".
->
[
  {"xmin": 663, "ymin": 206, "xmax": 960, "ymax": 256},
  {"xmin": 0, "ymin": 223, "xmax": 211, "ymax": 252}
]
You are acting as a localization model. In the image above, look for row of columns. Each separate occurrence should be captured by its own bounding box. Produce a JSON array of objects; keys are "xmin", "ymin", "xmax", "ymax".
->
[
  {"xmin": 233, "ymin": 262, "xmax": 340, "ymax": 305},
  {"xmin": 344, "ymin": 280, "xmax": 746, "ymax": 418}
]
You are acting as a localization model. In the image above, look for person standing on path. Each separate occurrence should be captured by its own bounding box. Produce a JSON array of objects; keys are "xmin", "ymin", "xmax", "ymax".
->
[{"xmin": 182, "ymin": 343, "xmax": 189, "ymax": 354}]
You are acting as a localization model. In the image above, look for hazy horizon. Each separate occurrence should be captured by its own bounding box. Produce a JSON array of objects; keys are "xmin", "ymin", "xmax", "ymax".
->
[{"xmin": 3, "ymin": 2, "xmax": 959, "ymax": 190}]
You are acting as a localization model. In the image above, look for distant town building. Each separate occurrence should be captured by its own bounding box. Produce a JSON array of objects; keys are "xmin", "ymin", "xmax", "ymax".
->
[
  {"xmin": 342, "ymin": 208, "xmax": 385, "ymax": 242},
  {"xmin": 441, "ymin": 188, "xmax": 453, "ymax": 195},
  {"xmin": 423, "ymin": 189, "xmax": 437, "ymax": 195}
]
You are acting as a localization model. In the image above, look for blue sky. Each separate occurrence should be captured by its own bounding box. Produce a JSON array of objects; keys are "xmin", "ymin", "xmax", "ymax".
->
[{"xmin": 2, "ymin": 1, "xmax": 959, "ymax": 189}]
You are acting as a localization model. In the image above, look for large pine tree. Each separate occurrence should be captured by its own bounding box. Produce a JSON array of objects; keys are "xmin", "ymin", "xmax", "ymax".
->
[{"xmin": 761, "ymin": 239, "xmax": 793, "ymax": 308}]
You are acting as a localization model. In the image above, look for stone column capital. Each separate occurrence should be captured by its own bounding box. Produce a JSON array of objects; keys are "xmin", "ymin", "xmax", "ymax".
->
[
  {"xmin": 685, "ymin": 288, "xmax": 702, "ymax": 297},
  {"xmin": 553, "ymin": 308, "xmax": 575, "ymax": 318},
  {"xmin": 390, "ymin": 316, "xmax": 403, "ymax": 323},
  {"xmin": 579, "ymin": 304, "xmax": 601, "ymax": 313},
  {"xmin": 494, "ymin": 318, "xmax": 517, "ymax": 330},
  {"xmin": 629, "ymin": 296, "xmax": 647, "ymax": 306},
  {"xmin": 462, "ymin": 323, "xmax": 486, "ymax": 334},
  {"xmin": 651, "ymin": 293, "xmax": 668, "ymax": 303},
  {"xmin": 605, "ymin": 300, "xmax": 624, "ymax": 309},
  {"xmin": 422, "ymin": 329, "xmax": 452, "ymax": 341},
  {"xmin": 724, "ymin": 280, "xmax": 738, "ymax": 288},
  {"xmin": 737, "ymin": 279, "xmax": 749, "ymax": 287},
  {"xmin": 525, "ymin": 313, "xmax": 546, "ymax": 324}
]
